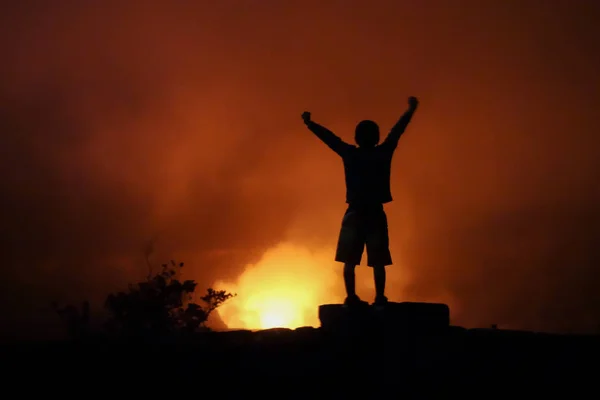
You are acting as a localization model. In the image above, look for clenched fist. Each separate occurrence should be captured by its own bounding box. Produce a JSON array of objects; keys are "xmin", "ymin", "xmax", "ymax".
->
[
  {"xmin": 408, "ymin": 96, "xmax": 419, "ymax": 110},
  {"xmin": 301, "ymin": 111, "xmax": 311, "ymax": 124}
]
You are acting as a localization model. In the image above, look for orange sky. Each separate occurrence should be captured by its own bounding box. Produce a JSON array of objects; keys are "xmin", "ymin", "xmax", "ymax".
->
[{"xmin": 1, "ymin": 1, "xmax": 600, "ymax": 339}]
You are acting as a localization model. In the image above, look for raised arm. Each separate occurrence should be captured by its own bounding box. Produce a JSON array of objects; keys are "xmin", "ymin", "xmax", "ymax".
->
[
  {"xmin": 302, "ymin": 111, "xmax": 351, "ymax": 156},
  {"xmin": 381, "ymin": 96, "xmax": 419, "ymax": 149}
]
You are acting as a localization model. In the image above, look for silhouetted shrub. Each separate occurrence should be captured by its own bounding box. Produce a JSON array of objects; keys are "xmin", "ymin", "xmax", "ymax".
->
[
  {"xmin": 53, "ymin": 260, "xmax": 235, "ymax": 340},
  {"xmin": 104, "ymin": 260, "xmax": 235, "ymax": 337},
  {"xmin": 51, "ymin": 300, "xmax": 90, "ymax": 341}
]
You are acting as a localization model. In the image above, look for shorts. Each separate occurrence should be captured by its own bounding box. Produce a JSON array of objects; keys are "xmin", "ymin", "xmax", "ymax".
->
[{"xmin": 335, "ymin": 204, "xmax": 392, "ymax": 267}]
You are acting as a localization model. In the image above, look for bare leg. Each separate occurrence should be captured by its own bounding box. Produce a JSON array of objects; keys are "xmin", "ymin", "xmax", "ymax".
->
[
  {"xmin": 343, "ymin": 263, "xmax": 356, "ymax": 298},
  {"xmin": 373, "ymin": 265, "xmax": 386, "ymax": 300}
]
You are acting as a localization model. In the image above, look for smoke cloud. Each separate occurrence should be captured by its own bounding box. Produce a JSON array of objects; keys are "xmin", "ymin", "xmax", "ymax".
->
[{"xmin": 1, "ymin": 1, "xmax": 600, "ymax": 339}]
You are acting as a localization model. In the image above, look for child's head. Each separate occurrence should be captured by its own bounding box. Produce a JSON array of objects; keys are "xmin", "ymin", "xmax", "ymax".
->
[{"xmin": 354, "ymin": 120, "xmax": 380, "ymax": 148}]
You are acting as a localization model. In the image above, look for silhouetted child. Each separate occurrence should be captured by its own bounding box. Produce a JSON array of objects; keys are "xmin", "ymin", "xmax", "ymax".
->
[{"xmin": 302, "ymin": 96, "xmax": 419, "ymax": 306}]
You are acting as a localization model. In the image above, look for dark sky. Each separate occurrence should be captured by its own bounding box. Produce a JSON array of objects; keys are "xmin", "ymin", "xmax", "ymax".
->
[{"xmin": 1, "ymin": 0, "xmax": 600, "ymax": 339}]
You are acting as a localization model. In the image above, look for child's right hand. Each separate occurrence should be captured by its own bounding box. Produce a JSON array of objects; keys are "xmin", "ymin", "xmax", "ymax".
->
[{"xmin": 301, "ymin": 111, "xmax": 311, "ymax": 123}]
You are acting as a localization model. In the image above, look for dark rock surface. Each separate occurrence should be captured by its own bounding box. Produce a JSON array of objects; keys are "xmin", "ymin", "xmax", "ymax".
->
[
  {"xmin": 319, "ymin": 301, "xmax": 450, "ymax": 334},
  {"xmin": 1, "ymin": 303, "xmax": 598, "ymax": 393}
]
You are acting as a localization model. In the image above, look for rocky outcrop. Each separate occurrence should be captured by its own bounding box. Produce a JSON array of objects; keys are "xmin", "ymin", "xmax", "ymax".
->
[{"xmin": 318, "ymin": 302, "xmax": 450, "ymax": 334}]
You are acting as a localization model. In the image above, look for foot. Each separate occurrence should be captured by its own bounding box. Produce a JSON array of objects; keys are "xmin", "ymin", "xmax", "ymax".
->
[
  {"xmin": 373, "ymin": 295, "xmax": 388, "ymax": 307},
  {"xmin": 343, "ymin": 295, "xmax": 369, "ymax": 307}
]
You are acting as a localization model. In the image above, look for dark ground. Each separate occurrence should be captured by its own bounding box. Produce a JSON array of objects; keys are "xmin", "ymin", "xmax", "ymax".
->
[{"xmin": 2, "ymin": 324, "xmax": 598, "ymax": 395}]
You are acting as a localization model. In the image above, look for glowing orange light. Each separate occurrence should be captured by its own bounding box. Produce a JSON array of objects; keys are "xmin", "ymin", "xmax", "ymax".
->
[{"xmin": 215, "ymin": 243, "xmax": 341, "ymax": 330}]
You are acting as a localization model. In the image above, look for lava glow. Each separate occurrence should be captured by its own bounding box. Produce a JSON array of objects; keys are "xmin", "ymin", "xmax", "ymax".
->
[{"xmin": 215, "ymin": 243, "xmax": 342, "ymax": 330}]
